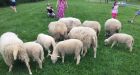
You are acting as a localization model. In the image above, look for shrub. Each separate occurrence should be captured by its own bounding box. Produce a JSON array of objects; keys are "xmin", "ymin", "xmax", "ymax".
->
[{"xmin": 0, "ymin": 0, "xmax": 45, "ymax": 7}]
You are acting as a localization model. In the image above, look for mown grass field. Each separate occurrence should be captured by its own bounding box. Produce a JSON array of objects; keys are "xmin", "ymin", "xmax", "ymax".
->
[{"xmin": 0, "ymin": 0, "xmax": 140, "ymax": 75}]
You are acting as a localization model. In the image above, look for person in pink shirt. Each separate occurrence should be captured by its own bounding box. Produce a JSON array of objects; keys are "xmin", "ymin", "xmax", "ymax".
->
[
  {"xmin": 56, "ymin": 0, "xmax": 68, "ymax": 19},
  {"xmin": 112, "ymin": 0, "xmax": 119, "ymax": 19}
]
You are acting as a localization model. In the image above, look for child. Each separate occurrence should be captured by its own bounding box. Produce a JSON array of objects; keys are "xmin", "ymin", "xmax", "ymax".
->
[
  {"xmin": 112, "ymin": 1, "xmax": 119, "ymax": 19},
  {"xmin": 10, "ymin": 0, "xmax": 17, "ymax": 12},
  {"xmin": 56, "ymin": 0, "xmax": 68, "ymax": 19},
  {"xmin": 46, "ymin": 3, "xmax": 55, "ymax": 17},
  {"xmin": 128, "ymin": 10, "xmax": 140, "ymax": 23}
]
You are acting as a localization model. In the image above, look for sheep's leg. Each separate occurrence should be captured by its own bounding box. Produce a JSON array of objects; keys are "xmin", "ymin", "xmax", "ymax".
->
[
  {"xmin": 46, "ymin": 48, "xmax": 51, "ymax": 57},
  {"xmin": 25, "ymin": 61, "xmax": 32, "ymax": 75},
  {"xmin": 129, "ymin": 46, "xmax": 133, "ymax": 52},
  {"xmin": 83, "ymin": 48, "xmax": 87, "ymax": 57},
  {"xmin": 93, "ymin": 48, "xmax": 97, "ymax": 58},
  {"xmin": 111, "ymin": 41, "xmax": 116, "ymax": 48},
  {"xmin": 8, "ymin": 65, "xmax": 13, "ymax": 72},
  {"xmin": 76, "ymin": 55, "xmax": 80, "ymax": 65},
  {"xmin": 81, "ymin": 48, "xmax": 84, "ymax": 55},
  {"xmin": 34, "ymin": 55, "xmax": 43, "ymax": 69},
  {"xmin": 127, "ymin": 43, "xmax": 133, "ymax": 52},
  {"xmin": 37, "ymin": 59, "xmax": 42, "ymax": 69},
  {"xmin": 74, "ymin": 56, "xmax": 76, "ymax": 60},
  {"xmin": 62, "ymin": 56, "xmax": 65, "ymax": 63},
  {"xmin": 5, "ymin": 58, "xmax": 13, "ymax": 72}
]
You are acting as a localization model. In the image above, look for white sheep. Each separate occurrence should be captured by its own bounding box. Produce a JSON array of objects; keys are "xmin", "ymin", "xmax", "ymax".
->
[
  {"xmin": 48, "ymin": 21, "xmax": 67, "ymax": 41},
  {"xmin": 104, "ymin": 33, "xmax": 134, "ymax": 52},
  {"xmin": 0, "ymin": 32, "xmax": 32, "ymax": 75},
  {"xmin": 82, "ymin": 20, "xmax": 101, "ymax": 36},
  {"xmin": 105, "ymin": 18, "xmax": 122, "ymax": 38},
  {"xmin": 59, "ymin": 17, "xmax": 82, "ymax": 33},
  {"xmin": 36, "ymin": 33, "xmax": 56, "ymax": 56},
  {"xmin": 68, "ymin": 27, "xmax": 98, "ymax": 58},
  {"xmin": 50, "ymin": 39, "xmax": 83, "ymax": 65},
  {"xmin": 23, "ymin": 42, "xmax": 44, "ymax": 69}
]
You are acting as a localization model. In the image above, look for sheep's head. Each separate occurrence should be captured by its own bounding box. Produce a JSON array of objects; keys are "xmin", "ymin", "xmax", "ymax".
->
[
  {"xmin": 104, "ymin": 39, "xmax": 109, "ymax": 46},
  {"xmin": 49, "ymin": 54, "xmax": 60, "ymax": 64}
]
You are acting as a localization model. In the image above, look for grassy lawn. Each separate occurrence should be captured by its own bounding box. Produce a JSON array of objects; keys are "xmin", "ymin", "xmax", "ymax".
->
[{"xmin": 0, "ymin": 0, "xmax": 140, "ymax": 75}]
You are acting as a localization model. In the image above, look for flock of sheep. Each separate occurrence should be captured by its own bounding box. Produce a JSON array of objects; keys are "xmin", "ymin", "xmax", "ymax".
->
[{"xmin": 0, "ymin": 17, "xmax": 134, "ymax": 74}]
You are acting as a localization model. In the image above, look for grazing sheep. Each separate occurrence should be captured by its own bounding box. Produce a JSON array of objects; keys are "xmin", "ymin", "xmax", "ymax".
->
[
  {"xmin": 23, "ymin": 42, "xmax": 44, "ymax": 69},
  {"xmin": 82, "ymin": 20, "xmax": 101, "ymax": 36},
  {"xmin": 50, "ymin": 39, "xmax": 83, "ymax": 65},
  {"xmin": 68, "ymin": 27, "xmax": 98, "ymax": 58},
  {"xmin": 36, "ymin": 33, "xmax": 56, "ymax": 56},
  {"xmin": 48, "ymin": 21, "xmax": 67, "ymax": 41},
  {"xmin": 104, "ymin": 33, "xmax": 134, "ymax": 52},
  {"xmin": 59, "ymin": 17, "xmax": 82, "ymax": 33},
  {"xmin": 0, "ymin": 32, "xmax": 32, "ymax": 75},
  {"xmin": 105, "ymin": 18, "xmax": 122, "ymax": 38}
]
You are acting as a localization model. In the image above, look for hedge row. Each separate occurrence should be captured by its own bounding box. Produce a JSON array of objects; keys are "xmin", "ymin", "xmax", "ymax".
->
[{"xmin": 0, "ymin": 0, "xmax": 44, "ymax": 7}]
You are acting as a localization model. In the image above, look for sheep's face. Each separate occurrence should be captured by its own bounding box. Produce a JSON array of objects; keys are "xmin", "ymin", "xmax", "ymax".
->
[
  {"xmin": 51, "ymin": 55, "xmax": 59, "ymax": 64},
  {"xmin": 104, "ymin": 39, "xmax": 109, "ymax": 46}
]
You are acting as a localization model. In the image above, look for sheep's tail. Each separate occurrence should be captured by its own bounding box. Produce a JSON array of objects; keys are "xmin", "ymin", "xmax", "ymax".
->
[
  {"xmin": 6, "ymin": 44, "xmax": 19, "ymax": 60},
  {"xmin": 40, "ymin": 47, "xmax": 44, "ymax": 62},
  {"xmin": 92, "ymin": 35, "xmax": 98, "ymax": 48},
  {"xmin": 13, "ymin": 49, "xmax": 18, "ymax": 60}
]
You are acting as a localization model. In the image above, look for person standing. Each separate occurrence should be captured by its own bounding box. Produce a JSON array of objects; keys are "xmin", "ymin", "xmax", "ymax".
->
[
  {"xmin": 112, "ymin": 0, "xmax": 119, "ymax": 19},
  {"xmin": 10, "ymin": 0, "xmax": 17, "ymax": 12},
  {"xmin": 56, "ymin": 0, "xmax": 68, "ymax": 19}
]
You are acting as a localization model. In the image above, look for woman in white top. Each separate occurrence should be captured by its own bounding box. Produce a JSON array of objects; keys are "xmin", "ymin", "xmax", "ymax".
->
[{"xmin": 10, "ymin": 0, "xmax": 17, "ymax": 12}]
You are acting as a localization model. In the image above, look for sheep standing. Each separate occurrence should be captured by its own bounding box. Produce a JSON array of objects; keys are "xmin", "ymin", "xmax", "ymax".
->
[
  {"xmin": 105, "ymin": 18, "xmax": 122, "ymax": 38},
  {"xmin": 50, "ymin": 39, "xmax": 83, "ymax": 65},
  {"xmin": 68, "ymin": 27, "xmax": 98, "ymax": 58},
  {"xmin": 36, "ymin": 33, "xmax": 56, "ymax": 56},
  {"xmin": 23, "ymin": 42, "xmax": 44, "ymax": 69},
  {"xmin": 48, "ymin": 21, "xmax": 67, "ymax": 41},
  {"xmin": 59, "ymin": 17, "xmax": 81, "ymax": 33},
  {"xmin": 104, "ymin": 33, "xmax": 134, "ymax": 52},
  {"xmin": 82, "ymin": 20, "xmax": 101, "ymax": 36},
  {"xmin": 0, "ymin": 32, "xmax": 32, "ymax": 75}
]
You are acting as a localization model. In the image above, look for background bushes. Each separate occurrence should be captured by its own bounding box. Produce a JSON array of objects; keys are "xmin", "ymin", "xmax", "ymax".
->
[
  {"xmin": 0, "ymin": 0, "xmax": 45, "ymax": 7},
  {"xmin": 0, "ymin": 0, "xmax": 10, "ymax": 6}
]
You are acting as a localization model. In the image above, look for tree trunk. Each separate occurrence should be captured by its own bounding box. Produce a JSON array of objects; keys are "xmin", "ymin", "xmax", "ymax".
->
[{"xmin": 105, "ymin": 0, "xmax": 109, "ymax": 4}]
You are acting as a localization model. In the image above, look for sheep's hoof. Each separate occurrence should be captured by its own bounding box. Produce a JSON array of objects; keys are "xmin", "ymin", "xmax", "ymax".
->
[
  {"xmin": 39, "ymin": 67, "xmax": 42, "ymax": 69},
  {"xmin": 29, "ymin": 72, "xmax": 32, "ymax": 75},
  {"xmin": 76, "ymin": 63, "xmax": 79, "ymax": 65},
  {"xmin": 129, "ymin": 50, "xmax": 132, "ymax": 52}
]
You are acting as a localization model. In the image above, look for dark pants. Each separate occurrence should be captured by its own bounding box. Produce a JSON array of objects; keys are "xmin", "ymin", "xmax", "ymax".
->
[{"xmin": 10, "ymin": 2, "xmax": 16, "ymax": 6}]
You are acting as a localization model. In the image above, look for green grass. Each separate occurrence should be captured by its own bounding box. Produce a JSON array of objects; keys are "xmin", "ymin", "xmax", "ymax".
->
[{"xmin": 0, "ymin": 0, "xmax": 140, "ymax": 75}]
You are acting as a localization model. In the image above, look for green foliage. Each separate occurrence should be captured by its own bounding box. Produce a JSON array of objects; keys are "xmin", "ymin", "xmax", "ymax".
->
[
  {"xmin": 0, "ymin": 0, "xmax": 10, "ymax": 6},
  {"xmin": 16, "ymin": 0, "xmax": 45, "ymax": 4},
  {"xmin": 0, "ymin": 0, "xmax": 44, "ymax": 7}
]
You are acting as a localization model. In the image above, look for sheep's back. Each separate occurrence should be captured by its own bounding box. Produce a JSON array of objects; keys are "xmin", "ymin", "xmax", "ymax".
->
[
  {"xmin": 105, "ymin": 18, "xmax": 121, "ymax": 31},
  {"xmin": 56, "ymin": 39, "xmax": 83, "ymax": 54},
  {"xmin": 68, "ymin": 27, "xmax": 96, "ymax": 48}
]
